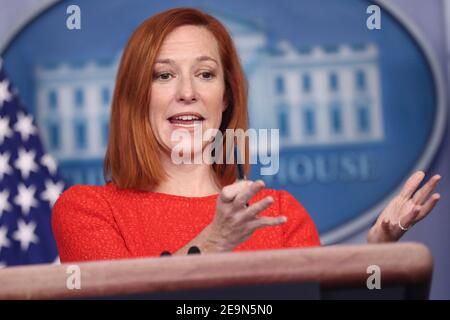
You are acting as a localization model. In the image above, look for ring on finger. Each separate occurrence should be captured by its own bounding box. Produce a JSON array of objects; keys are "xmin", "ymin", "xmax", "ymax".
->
[{"xmin": 398, "ymin": 218, "xmax": 409, "ymax": 231}]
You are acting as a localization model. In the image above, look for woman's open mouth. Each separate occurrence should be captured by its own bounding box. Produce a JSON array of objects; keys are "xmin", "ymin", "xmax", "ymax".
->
[{"xmin": 168, "ymin": 113, "xmax": 205, "ymax": 128}]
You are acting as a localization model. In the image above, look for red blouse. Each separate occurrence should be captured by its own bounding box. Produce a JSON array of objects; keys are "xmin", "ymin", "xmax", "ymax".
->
[{"xmin": 52, "ymin": 183, "xmax": 320, "ymax": 263}]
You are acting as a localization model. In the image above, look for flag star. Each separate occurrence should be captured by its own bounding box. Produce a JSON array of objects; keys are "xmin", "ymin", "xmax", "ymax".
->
[
  {"xmin": 0, "ymin": 189, "xmax": 12, "ymax": 219},
  {"xmin": 0, "ymin": 79, "xmax": 12, "ymax": 107},
  {"xmin": 14, "ymin": 184, "xmax": 38, "ymax": 215},
  {"xmin": 0, "ymin": 225, "xmax": 11, "ymax": 254},
  {"xmin": 0, "ymin": 115, "xmax": 13, "ymax": 144},
  {"xmin": 13, "ymin": 219, "xmax": 39, "ymax": 251},
  {"xmin": 14, "ymin": 112, "xmax": 36, "ymax": 142},
  {"xmin": 41, "ymin": 153, "xmax": 58, "ymax": 175},
  {"xmin": 41, "ymin": 180, "xmax": 64, "ymax": 207},
  {"xmin": 14, "ymin": 148, "xmax": 38, "ymax": 179},
  {"xmin": 0, "ymin": 152, "xmax": 13, "ymax": 180},
  {"xmin": 53, "ymin": 256, "xmax": 60, "ymax": 265}
]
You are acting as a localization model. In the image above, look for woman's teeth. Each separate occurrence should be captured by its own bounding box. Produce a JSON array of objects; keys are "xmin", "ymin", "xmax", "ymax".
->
[
  {"xmin": 169, "ymin": 115, "xmax": 204, "ymax": 127},
  {"xmin": 173, "ymin": 115, "xmax": 201, "ymax": 121}
]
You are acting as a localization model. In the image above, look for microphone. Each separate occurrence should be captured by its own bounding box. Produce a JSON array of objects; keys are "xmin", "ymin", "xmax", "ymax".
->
[{"xmin": 160, "ymin": 246, "xmax": 201, "ymax": 257}]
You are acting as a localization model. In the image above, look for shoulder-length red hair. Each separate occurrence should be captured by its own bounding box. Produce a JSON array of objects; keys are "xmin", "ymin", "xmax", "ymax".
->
[{"xmin": 104, "ymin": 7, "xmax": 250, "ymax": 190}]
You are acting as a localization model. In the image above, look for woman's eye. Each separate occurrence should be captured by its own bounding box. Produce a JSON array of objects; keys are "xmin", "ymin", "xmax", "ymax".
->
[
  {"xmin": 154, "ymin": 72, "xmax": 173, "ymax": 81},
  {"xmin": 198, "ymin": 71, "xmax": 215, "ymax": 79}
]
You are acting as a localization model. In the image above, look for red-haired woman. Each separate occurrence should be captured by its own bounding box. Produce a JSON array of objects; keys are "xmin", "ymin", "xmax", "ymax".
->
[{"xmin": 51, "ymin": 8, "xmax": 441, "ymax": 263}]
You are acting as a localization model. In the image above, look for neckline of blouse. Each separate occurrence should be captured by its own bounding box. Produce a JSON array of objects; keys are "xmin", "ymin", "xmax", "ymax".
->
[{"xmin": 107, "ymin": 182, "xmax": 220, "ymax": 201}]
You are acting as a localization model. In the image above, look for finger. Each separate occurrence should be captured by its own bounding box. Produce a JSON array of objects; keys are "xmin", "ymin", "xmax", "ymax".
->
[
  {"xmin": 233, "ymin": 180, "xmax": 266, "ymax": 209},
  {"xmin": 379, "ymin": 215, "xmax": 406, "ymax": 241},
  {"xmin": 238, "ymin": 196, "xmax": 274, "ymax": 221},
  {"xmin": 247, "ymin": 215, "xmax": 287, "ymax": 231},
  {"xmin": 399, "ymin": 205, "xmax": 422, "ymax": 230},
  {"xmin": 399, "ymin": 171, "xmax": 425, "ymax": 199},
  {"xmin": 413, "ymin": 174, "xmax": 441, "ymax": 205},
  {"xmin": 381, "ymin": 217, "xmax": 396, "ymax": 234},
  {"xmin": 416, "ymin": 193, "xmax": 440, "ymax": 221},
  {"xmin": 220, "ymin": 180, "xmax": 253, "ymax": 203}
]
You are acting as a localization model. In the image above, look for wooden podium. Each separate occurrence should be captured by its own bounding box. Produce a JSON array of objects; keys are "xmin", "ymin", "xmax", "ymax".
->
[{"xmin": 0, "ymin": 242, "xmax": 432, "ymax": 300}]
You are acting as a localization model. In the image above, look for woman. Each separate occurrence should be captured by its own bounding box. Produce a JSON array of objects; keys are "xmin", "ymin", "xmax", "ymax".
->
[{"xmin": 52, "ymin": 8, "xmax": 441, "ymax": 263}]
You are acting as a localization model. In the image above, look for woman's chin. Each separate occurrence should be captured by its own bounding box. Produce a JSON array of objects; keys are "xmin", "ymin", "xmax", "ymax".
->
[{"xmin": 165, "ymin": 143, "xmax": 211, "ymax": 164}]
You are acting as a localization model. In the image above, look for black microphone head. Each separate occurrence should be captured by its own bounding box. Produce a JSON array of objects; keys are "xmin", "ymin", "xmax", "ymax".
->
[{"xmin": 187, "ymin": 246, "xmax": 201, "ymax": 255}]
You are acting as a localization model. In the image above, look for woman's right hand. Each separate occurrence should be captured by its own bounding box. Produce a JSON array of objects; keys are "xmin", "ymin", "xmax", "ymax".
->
[{"xmin": 206, "ymin": 180, "xmax": 287, "ymax": 252}]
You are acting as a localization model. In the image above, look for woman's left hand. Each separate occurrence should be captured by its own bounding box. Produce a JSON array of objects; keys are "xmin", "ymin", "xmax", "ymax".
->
[{"xmin": 367, "ymin": 171, "xmax": 441, "ymax": 243}]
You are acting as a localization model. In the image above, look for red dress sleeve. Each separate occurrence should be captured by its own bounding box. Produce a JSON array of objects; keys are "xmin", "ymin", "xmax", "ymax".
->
[
  {"xmin": 279, "ymin": 190, "xmax": 321, "ymax": 248},
  {"xmin": 51, "ymin": 185, "xmax": 132, "ymax": 263}
]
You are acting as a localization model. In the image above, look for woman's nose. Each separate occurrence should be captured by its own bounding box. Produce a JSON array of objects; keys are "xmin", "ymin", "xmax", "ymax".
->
[{"xmin": 176, "ymin": 77, "xmax": 198, "ymax": 103}]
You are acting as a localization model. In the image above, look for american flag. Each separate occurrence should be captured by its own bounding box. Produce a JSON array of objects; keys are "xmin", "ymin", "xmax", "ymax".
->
[{"xmin": 0, "ymin": 59, "xmax": 64, "ymax": 267}]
